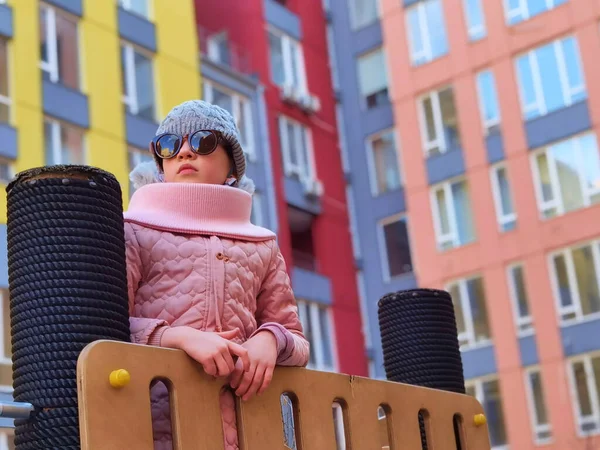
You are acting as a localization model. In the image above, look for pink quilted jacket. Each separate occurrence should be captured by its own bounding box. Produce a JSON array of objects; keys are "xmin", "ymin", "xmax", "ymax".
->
[{"xmin": 124, "ymin": 183, "xmax": 310, "ymax": 450}]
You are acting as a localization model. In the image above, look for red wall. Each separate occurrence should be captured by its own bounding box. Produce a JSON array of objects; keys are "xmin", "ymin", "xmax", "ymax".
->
[{"xmin": 195, "ymin": 0, "xmax": 367, "ymax": 376}]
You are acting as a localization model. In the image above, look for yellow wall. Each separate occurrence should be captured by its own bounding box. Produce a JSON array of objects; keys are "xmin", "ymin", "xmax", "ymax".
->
[
  {"xmin": 2, "ymin": 0, "xmax": 202, "ymax": 217},
  {"xmin": 154, "ymin": 0, "xmax": 201, "ymax": 118}
]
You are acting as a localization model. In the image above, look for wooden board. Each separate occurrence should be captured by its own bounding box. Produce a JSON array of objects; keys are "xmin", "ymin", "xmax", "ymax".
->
[{"xmin": 77, "ymin": 340, "xmax": 491, "ymax": 450}]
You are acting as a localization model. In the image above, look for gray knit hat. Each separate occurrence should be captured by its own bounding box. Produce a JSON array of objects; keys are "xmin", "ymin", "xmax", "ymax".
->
[{"xmin": 155, "ymin": 100, "xmax": 246, "ymax": 179}]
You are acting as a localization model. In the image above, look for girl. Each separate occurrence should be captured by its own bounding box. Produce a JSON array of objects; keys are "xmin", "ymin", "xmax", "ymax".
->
[{"xmin": 124, "ymin": 100, "xmax": 310, "ymax": 450}]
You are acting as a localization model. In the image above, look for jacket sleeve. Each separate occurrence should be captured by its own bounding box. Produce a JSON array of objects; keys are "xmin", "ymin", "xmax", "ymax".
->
[
  {"xmin": 125, "ymin": 222, "xmax": 169, "ymax": 346},
  {"xmin": 251, "ymin": 240, "xmax": 310, "ymax": 367}
]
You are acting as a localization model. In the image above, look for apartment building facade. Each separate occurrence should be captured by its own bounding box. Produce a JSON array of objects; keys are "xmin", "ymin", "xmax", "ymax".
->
[{"xmin": 327, "ymin": 0, "xmax": 600, "ymax": 448}]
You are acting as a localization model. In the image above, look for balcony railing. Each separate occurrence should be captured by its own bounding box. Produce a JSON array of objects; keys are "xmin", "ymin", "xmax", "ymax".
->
[{"xmin": 198, "ymin": 25, "xmax": 253, "ymax": 76}]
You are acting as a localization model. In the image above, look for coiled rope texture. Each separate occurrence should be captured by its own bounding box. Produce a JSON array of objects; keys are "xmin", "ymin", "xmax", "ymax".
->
[
  {"xmin": 378, "ymin": 289, "xmax": 466, "ymax": 450},
  {"xmin": 7, "ymin": 166, "xmax": 131, "ymax": 449}
]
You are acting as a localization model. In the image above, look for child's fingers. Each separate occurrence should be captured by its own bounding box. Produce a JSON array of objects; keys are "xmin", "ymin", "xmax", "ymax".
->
[
  {"xmin": 213, "ymin": 352, "xmax": 232, "ymax": 377},
  {"xmin": 234, "ymin": 365, "xmax": 255, "ymax": 398},
  {"xmin": 243, "ymin": 365, "xmax": 266, "ymax": 401},
  {"xmin": 227, "ymin": 342, "xmax": 250, "ymax": 372},
  {"xmin": 201, "ymin": 358, "xmax": 217, "ymax": 377},
  {"xmin": 258, "ymin": 365, "xmax": 274, "ymax": 395},
  {"xmin": 217, "ymin": 329, "xmax": 239, "ymax": 340},
  {"xmin": 229, "ymin": 360, "xmax": 245, "ymax": 389}
]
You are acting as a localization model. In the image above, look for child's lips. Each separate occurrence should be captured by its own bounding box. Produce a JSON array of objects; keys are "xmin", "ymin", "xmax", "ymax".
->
[{"xmin": 178, "ymin": 164, "xmax": 197, "ymax": 174}]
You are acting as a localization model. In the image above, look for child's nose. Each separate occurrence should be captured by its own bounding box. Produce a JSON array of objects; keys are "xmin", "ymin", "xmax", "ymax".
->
[{"xmin": 177, "ymin": 141, "xmax": 196, "ymax": 159}]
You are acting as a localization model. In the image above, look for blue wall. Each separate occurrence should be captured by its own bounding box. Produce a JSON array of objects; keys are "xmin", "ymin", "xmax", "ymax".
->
[{"xmin": 328, "ymin": 3, "xmax": 417, "ymax": 378}]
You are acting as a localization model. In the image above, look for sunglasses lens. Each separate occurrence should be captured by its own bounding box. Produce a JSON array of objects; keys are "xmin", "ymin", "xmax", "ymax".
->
[
  {"xmin": 190, "ymin": 131, "xmax": 218, "ymax": 155},
  {"xmin": 155, "ymin": 134, "xmax": 181, "ymax": 158}
]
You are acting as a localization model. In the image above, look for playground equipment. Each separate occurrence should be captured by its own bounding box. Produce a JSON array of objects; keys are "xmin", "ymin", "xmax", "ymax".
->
[{"xmin": 2, "ymin": 166, "xmax": 492, "ymax": 449}]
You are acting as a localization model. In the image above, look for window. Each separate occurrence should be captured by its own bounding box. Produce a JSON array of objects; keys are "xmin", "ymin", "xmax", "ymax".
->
[
  {"xmin": 505, "ymin": 0, "xmax": 567, "ymax": 26},
  {"xmin": 0, "ymin": 39, "xmax": 10, "ymax": 123},
  {"xmin": 128, "ymin": 147, "xmax": 153, "ymax": 197},
  {"xmin": 550, "ymin": 240, "xmax": 600, "ymax": 323},
  {"xmin": 406, "ymin": 0, "xmax": 449, "ymax": 66},
  {"xmin": 268, "ymin": 28, "xmax": 307, "ymax": 94},
  {"xmin": 346, "ymin": 186, "xmax": 361, "ymax": 259},
  {"xmin": 39, "ymin": 4, "xmax": 80, "ymax": 90},
  {"xmin": 431, "ymin": 178, "xmax": 476, "ymax": 251},
  {"xmin": 118, "ymin": 0, "xmax": 150, "ymax": 20},
  {"xmin": 44, "ymin": 118, "xmax": 85, "ymax": 166},
  {"xmin": 203, "ymin": 81, "xmax": 255, "ymax": 161},
  {"xmin": 297, "ymin": 300, "xmax": 335, "ymax": 372},
  {"xmin": 0, "ymin": 431, "xmax": 14, "ymax": 450},
  {"xmin": 0, "ymin": 291, "xmax": 9, "ymax": 365},
  {"xmin": 568, "ymin": 353, "xmax": 600, "ymax": 435},
  {"xmin": 0, "ymin": 159, "xmax": 13, "ymax": 185},
  {"xmin": 349, "ymin": 0, "xmax": 379, "ymax": 30},
  {"xmin": 476, "ymin": 70, "xmax": 500, "ymax": 134},
  {"xmin": 525, "ymin": 368, "xmax": 552, "ymax": 444},
  {"xmin": 490, "ymin": 164, "xmax": 517, "ymax": 232},
  {"xmin": 378, "ymin": 214, "xmax": 413, "ymax": 280},
  {"xmin": 447, "ymin": 276, "xmax": 491, "ymax": 348},
  {"xmin": 121, "ymin": 43, "xmax": 155, "ymax": 121},
  {"xmin": 516, "ymin": 36, "xmax": 586, "ymax": 120},
  {"xmin": 357, "ymin": 48, "xmax": 389, "ymax": 109},
  {"xmin": 463, "ymin": 0, "xmax": 486, "ymax": 41},
  {"xmin": 367, "ymin": 130, "xmax": 401, "ymax": 195},
  {"xmin": 466, "ymin": 378, "xmax": 507, "ymax": 447},
  {"xmin": 250, "ymin": 193, "xmax": 263, "ymax": 227},
  {"xmin": 418, "ymin": 86, "xmax": 461, "ymax": 157},
  {"xmin": 507, "ymin": 264, "xmax": 533, "ymax": 335},
  {"xmin": 531, "ymin": 133, "xmax": 600, "ymax": 219},
  {"xmin": 279, "ymin": 116, "xmax": 315, "ymax": 182}
]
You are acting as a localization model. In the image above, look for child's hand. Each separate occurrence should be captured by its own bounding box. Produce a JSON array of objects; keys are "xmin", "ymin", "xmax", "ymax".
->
[
  {"xmin": 229, "ymin": 331, "xmax": 278, "ymax": 401},
  {"xmin": 162, "ymin": 327, "xmax": 250, "ymax": 378}
]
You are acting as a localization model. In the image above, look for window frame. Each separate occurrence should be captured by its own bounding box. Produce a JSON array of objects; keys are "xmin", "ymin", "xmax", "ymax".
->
[
  {"xmin": 267, "ymin": 26, "xmax": 308, "ymax": 95},
  {"xmin": 567, "ymin": 352, "xmax": 600, "ymax": 436},
  {"xmin": 356, "ymin": 47, "xmax": 390, "ymax": 110},
  {"xmin": 121, "ymin": 41, "xmax": 156, "ymax": 121},
  {"xmin": 504, "ymin": 0, "xmax": 566, "ymax": 26},
  {"xmin": 530, "ymin": 133, "xmax": 600, "ymax": 219},
  {"xmin": 0, "ymin": 38, "xmax": 11, "ymax": 122},
  {"xmin": 489, "ymin": 163, "xmax": 517, "ymax": 233},
  {"xmin": 203, "ymin": 80, "xmax": 256, "ymax": 162},
  {"xmin": 405, "ymin": 0, "xmax": 448, "ymax": 66},
  {"xmin": 365, "ymin": 128, "xmax": 402, "ymax": 197},
  {"xmin": 0, "ymin": 430, "xmax": 14, "ymax": 450},
  {"xmin": 348, "ymin": 0, "xmax": 380, "ymax": 30},
  {"xmin": 524, "ymin": 366, "xmax": 553, "ymax": 445},
  {"xmin": 446, "ymin": 275, "xmax": 492, "ymax": 350},
  {"xmin": 475, "ymin": 69, "xmax": 501, "ymax": 134},
  {"xmin": 418, "ymin": 86, "xmax": 453, "ymax": 157},
  {"xmin": 465, "ymin": 376, "xmax": 508, "ymax": 449},
  {"xmin": 118, "ymin": 0, "xmax": 152, "ymax": 20},
  {"xmin": 39, "ymin": 3, "xmax": 81, "ymax": 88},
  {"xmin": 515, "ymin": 36, "xmax": 586, "ymax": 120},
  {"xmin": 463, "ymin": 0, "xmax": 486, "ymax": 41},
  {"xmin": 278, "ymin": 115, "xmax": 316, "ymax": 182},
  {"xmin": 376, "ymin": 213, "xmax": 413, "ymax": 282},
  {"xmin": 44, "ymin": 117, "xmax": 86, "ymax": 166},
  {"xmin": 297, "ymin": 300, "xmax": 337, "ymax": 372},
  {"xmin": 506, "ymin": 263, "xmax": 534, "ymax": 336},
  {"xmin": 0, "ymin": 158, "xmax": 14, "ymax": 185},
  {"xmin": 430, "ymin": 177, "xmax": 474, "ymax": 251},
  {"xmin": 548, "ymin": 239, "xmax": 600, "ymax": 325}
]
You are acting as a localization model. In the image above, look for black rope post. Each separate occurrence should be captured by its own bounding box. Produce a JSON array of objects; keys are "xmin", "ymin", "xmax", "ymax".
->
[
  {"xmin": 6, "ymin": 166, "xmax": 131, "ymax": 449},
  {"xmin": 378, "ymin": 288, "xmax": 465, "ymax": 449}
]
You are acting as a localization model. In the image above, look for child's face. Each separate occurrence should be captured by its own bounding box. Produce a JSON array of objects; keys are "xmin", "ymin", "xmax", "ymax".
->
[{"xmin": 162, "ymin": 139, "xmax": 232, "ymax": 184}]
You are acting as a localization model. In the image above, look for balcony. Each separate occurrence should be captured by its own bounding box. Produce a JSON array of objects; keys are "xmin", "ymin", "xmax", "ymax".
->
[{"xmin": 198, "ymin": 26, "xmax": 252, "ymax": 76}]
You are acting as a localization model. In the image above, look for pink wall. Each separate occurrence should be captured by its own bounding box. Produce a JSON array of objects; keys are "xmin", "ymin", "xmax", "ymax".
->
[{"xmin": 381, "ymin": 0, "xmax": 600, "ymax": 447}]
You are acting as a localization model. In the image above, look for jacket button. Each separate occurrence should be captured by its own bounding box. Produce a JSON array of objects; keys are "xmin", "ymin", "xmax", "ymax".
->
[
  {"xmin": 223, "ymin": 256, "xmax": 230, "ymax": 262},
  {"xmin": 216, "ymin": 252, "xmax": 224, "ymax": 260}
]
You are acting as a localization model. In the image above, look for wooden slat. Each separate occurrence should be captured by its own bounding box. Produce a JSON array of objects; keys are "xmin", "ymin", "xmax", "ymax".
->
[{"xmin": 77, "ymin": 341, "xmax": 492, "ymax": 450}]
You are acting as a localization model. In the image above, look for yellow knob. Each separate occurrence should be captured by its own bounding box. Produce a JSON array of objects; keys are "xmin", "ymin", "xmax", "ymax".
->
[
  {"xmin": 109, "ymin": 369, "xmax": 131, "ymax": 388},
  {"xmin": 474, "ymin": 414, "xmax": 487, "ymax": 426}
]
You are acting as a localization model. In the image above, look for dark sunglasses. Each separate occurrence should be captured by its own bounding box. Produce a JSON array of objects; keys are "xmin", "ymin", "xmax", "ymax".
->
[{"xmin": 150, "ymin": 130, "xmax": 222, "ymax": 159}]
